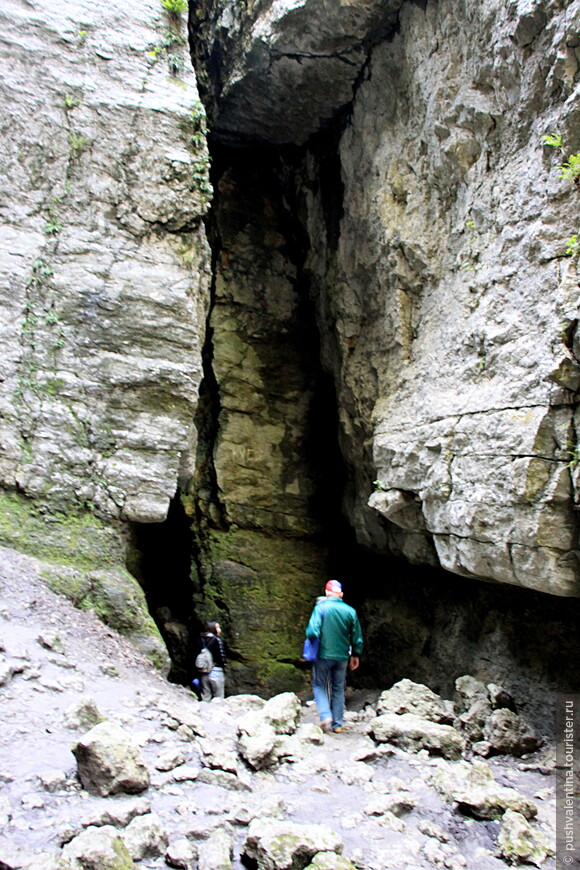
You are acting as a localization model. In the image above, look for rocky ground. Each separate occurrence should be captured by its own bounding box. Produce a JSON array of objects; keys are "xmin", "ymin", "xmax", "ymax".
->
[{"xmin": 0, "ymin": 545, "xmax": 557, "ymax": 870}]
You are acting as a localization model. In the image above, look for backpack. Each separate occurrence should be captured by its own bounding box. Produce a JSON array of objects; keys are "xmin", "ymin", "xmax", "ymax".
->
[{"xmin": 195, "ymin": 644, "xmax": 214, "ymax": 674}]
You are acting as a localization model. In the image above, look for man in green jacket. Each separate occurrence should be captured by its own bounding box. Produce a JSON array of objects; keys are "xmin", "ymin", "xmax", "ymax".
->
[{"xmin": 305, "ymin": 579, "xmax": 363, "ymax": 733}]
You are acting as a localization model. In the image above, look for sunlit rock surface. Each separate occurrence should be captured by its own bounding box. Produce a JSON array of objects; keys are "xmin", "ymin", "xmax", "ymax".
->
[
  {"xmin": 302, "ymin": 0, "xmax": 580, "ymax": 595},
  {"xmin": 0, "ymin": 0, "xmax": 211, "ymax": 524}
]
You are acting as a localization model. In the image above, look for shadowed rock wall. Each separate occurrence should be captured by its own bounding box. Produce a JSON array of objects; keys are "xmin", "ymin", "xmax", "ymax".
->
[{"xmin": 318, "ymin": 0, "xmax": 580, "ymax": 596}]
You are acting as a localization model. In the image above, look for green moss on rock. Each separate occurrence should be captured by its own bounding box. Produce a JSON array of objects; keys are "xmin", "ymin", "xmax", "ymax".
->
[
  {"xmin": 43, "ymin": 563, "xmax": 170, "ymax": 673},
  {"xmin": 203, "ymin": 529, "xmax": 328, "ymax": 696},
  {"xmin": 0, "ymin": 490, "xmax": 125, "ymax": 568},
  {"xmin": 0, "ymin": 490, "xmax": 169, "ymax": 672}
]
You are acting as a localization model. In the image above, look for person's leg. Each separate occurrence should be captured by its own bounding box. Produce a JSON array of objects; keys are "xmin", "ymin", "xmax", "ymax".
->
[
  {"xmin": 209, "ymin": 668, "xmax": 225, "ymax": 699},
  {"xmin": 329, "ymin": 659, "xmax": 348, "ymax": 730},
  {"xmin": 200, "ymin": 674, "xmax": 212, "ymax": 702},
  {"xmin": 312, "ymin": 658, "xmax": 332, "ymax": 726}
]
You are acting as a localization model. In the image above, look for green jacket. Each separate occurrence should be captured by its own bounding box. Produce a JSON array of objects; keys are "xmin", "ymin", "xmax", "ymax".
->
[{"xmin": 305, "ymin": 598, "xmax": 363, "ymax": 661}]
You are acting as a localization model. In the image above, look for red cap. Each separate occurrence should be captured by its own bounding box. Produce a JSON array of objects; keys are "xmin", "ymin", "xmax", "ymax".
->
[{"xmin": 325, "ymin": 579, "xmax": 342, "ymax": 594}]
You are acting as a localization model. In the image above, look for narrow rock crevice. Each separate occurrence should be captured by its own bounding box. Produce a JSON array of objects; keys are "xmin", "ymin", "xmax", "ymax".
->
[{"xmin": 129, "ymin": 495, "xmax": 197, "ymax": 684}]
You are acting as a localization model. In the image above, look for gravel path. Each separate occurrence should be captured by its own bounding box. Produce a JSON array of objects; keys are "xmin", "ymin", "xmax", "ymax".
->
[{"xmin": 0, "ymin": 545, "xmax": 557, "ymax": 870}]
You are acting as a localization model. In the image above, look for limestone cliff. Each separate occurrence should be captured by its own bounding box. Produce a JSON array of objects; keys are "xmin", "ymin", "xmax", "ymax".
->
[
  {"xmin": 2, "ymin": 0, "xmax": 580, "ymax": 698},
  {"xmin": 0, "ymin": 0, "xmax": 211, "ymax": 524},
  {"xmin": 0, "ymin": 0, "xmax": 211, "ymax": 665},
  {"xmin": 192, "ymin": 0, "xmax": 580, "ymax": 599}
]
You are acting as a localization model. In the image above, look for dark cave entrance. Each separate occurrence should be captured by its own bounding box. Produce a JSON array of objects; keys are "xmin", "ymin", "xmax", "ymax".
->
[{"xmin": 130, "ymin": 494, "xmax": 198, "ymax": 685}]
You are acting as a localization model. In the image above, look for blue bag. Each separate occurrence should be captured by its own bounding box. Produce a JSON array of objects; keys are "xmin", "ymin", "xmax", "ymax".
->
[
  {"xmin": 302, "ymin": 606, "xmax": 325, "ymax": 661},
  {"xmin": 302, "ymin": 637, "xmax": 319, "ymax": 662}
]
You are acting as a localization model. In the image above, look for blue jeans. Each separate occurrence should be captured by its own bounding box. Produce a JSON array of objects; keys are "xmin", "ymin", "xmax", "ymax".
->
[{"xmin": 313, "ymin": 658, "xmax": 348, "ymax": 728}]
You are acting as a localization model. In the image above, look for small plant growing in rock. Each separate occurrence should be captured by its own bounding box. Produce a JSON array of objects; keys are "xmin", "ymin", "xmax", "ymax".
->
[
  {"xmin": 69, "ymin": 133, "xmax": 88, "ymax": 152},
  {"xmin": 566, "ymin": 234, "xmax": 579, "ymax": 257},
  {"xmin": 543, "ymin": 132, "xmax": 580, "ymax": 185},
  {"xmin": 461, "ymin": 218, "xmax": 479, "ymax": 273},
  {"xmin": 190, "ymin": 100, "xmax": 208, "ymax": 148},
  {"xmin": 566, "ymin": 442, "xmax": 579, "ymax": 469},
  {"xmin": 64, "ymin": 95, "xmax": 80, "ymax": 110},
  {"xmin": 44, "ymin": 206, "xmax": 62, "ymax": 235},
  {"xmin": 542, "ymin": 132, "xmax": 563, "ymax": 150},
  {"xmin": 167, "ymin": 53, "xmax": 184, "ymax": 76},
  {"xmin": 78, "ymin": 29, "xmax": 87, "ymax": 45},
  {"xmin": 30, "ymin": 259, "xmax": 54, "ymax": 281},
  {"xmin": 161, "ymin": 0, "xmax": 187, "ymax": 17},
  {"xmin": 163, "ymin": 30, "xmax": 185, "ymax": 48},
  {"xmin": 558, "ymin": 153, "xmax": 580, "ymax": 183}
]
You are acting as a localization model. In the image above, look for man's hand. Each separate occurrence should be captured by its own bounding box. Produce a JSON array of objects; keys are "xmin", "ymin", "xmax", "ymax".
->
[{"xmin": 349, "ymin": 656, "xmax": 360, "ymax": 671}]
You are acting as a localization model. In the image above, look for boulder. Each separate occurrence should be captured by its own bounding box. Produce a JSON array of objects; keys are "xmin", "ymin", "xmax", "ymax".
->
[
  {"xmin": 431, "ymin": 759, "xmax": 538, "ymax": 821},
  {"xmin": 166, "ymin": 837, "xmax": 198, "ymax": 870},
  {"xmin": 196, "ymin": 768, "xmax": 252, "ymax": 792},
  {"xmin": 123, "ymin": 812, "xmax": 168, "ymax": 861},
  {"xmin": 242, "ymin": 818, "xmax": 343, "ymax": 870},
  {"xmin": 237, "ymin": 693, "xmax": 303, "ymax": 769},
  {"xmin": 197, "ymin": 827, "xmax": 234, "ymax": 870},
  {"xmin": 364, "ymin": 793, "xmax": 416, "ymax": 817},
  {"xmin": 61, "ymin": 825, "xmax": 135, "ymax": 869},
  {"xmin": 238, "ymin": 721, "xmax": 279, "ymax": 770},
  {"xmin": 64, "ymin": 697, "xmax": 106, "ymax": 731},
  {"xmin": 455, "ymin": 697, "xmax": 493, "ymax": 742},
  {"xmin": 155, "ymin": 749, "xmax": 186, "ymax": 772},
  {"xmin": 454, "ymin": 676, "xmax": 489, "ymax": 714},
  {"xmin": 197, "ymin": 738, "xmax": 239, "ymax": 774},
  {"xmin": 71, "ymin": 721, "xmax": 150, "ymax": 797},
  {"xmin": 304, "ymin": 853, "xmax": 358, "ymax": 870},
  {"xmin": 260, "ymin": 692, "xmax": 302, "ymax": 734},
  {"xmin": 371, "ymin": 713, "xmax": 467, "ymax": 760},
  {"xmin": 487, "ymin": 684, "xmax": 516, "ymax": 711},
  {"xmin": 497, "ymin": 810, "xmax": 554, "ymax": 866},
  {"xmin": 483, "ymin": 709, "xmax": 539, "ymax": 756},
  {"xmin": 376, "ymin": 679, "xmax": 453, "ymax": 722},
  {"xmin": 82, "ymin": 798, "xmax": 151, "ymax": 829}
]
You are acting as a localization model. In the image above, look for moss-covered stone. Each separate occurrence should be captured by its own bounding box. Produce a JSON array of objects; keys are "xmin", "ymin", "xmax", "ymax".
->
[
  {"xmin": 43, "ymin": 564, "xmax": 170, "ymax": 673},
  {"xmin": 0, "ymin": 490, "xmax": 126, "ymax": 568},
  {"xmin": 202, "ymin": 528, "xmax": 328, "ymax": 697},
  {"xmin": 497, "ymin": 809, "xmax": 553, "ymax": 865},
  {"xmin": 0, "ymin": 490, "xmax": 169, "ymax": 672}
]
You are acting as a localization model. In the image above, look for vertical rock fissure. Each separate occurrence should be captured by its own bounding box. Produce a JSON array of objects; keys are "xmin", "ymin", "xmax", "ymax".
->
[{"xmin": 176, "ymin": 133, "xmax": 359, "ymax": 695}]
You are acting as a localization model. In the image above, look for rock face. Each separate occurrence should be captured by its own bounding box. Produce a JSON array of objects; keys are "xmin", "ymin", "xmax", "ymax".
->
[
  {"xmin": 0, "ymin": 0, "xmax": 212, "ymax": 669},
  {"xmin": 3, "ymin": 0, "xmax": 580, "ymax": 698},
  {"xmin": 0, "ymin": 0, "xmax": 211, "ymax": 525},
  {"xmin": 193, "ymin": 0, "xmax": 580, "ymax": 599},
  {"xmin": 308, "ymin": 0, "xmax": 580, "ymax": 596},
  {"xmin": 190, "ymin": 0, "xmax": 403, "ymax": 145}
]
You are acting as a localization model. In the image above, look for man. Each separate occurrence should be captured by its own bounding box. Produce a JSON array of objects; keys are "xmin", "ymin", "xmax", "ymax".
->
[{"xmin": 304, "ymin": 579, "xmax": 363, "ymax": 733}]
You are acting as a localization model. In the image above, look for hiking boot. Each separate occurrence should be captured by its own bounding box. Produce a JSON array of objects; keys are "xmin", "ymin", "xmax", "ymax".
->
[
  {"xmin": 320, "ymin": 718, "xmax": 332, "ymax": 733},
  {"xmin": 332, "ymin": 727, "xmax": 343, "ymax": 733}
]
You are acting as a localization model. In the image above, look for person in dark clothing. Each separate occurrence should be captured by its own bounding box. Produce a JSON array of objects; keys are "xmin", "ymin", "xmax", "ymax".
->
[
  {"xmin": 198, "ymin": 621, "xmax": 226, "ymax": 701},
  {"xmin": 305, "ymin": 580, "xmax": 363, "ymax": 733}
]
